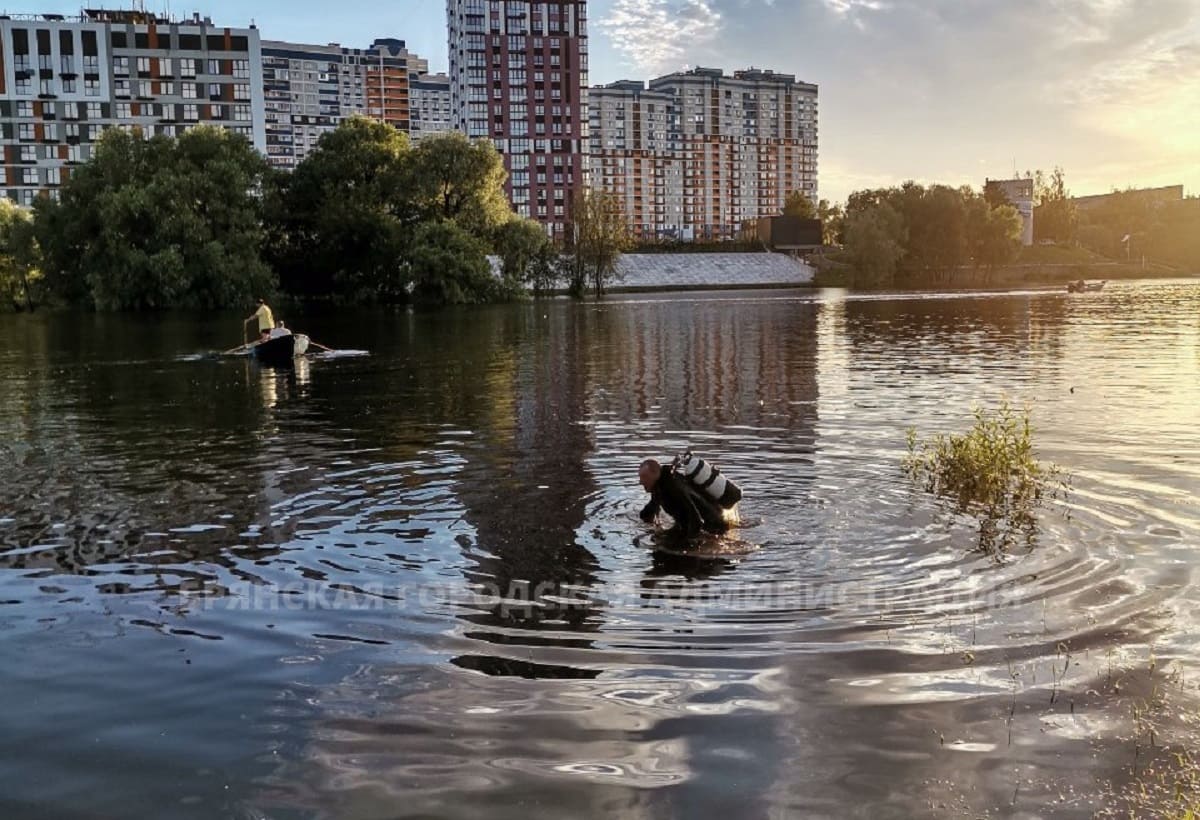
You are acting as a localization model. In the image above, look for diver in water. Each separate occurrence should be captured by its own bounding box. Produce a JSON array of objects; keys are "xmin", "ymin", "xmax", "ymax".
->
[{"xmin": 638, "ymin": 457, "xmax": 731, "ymax": 538}]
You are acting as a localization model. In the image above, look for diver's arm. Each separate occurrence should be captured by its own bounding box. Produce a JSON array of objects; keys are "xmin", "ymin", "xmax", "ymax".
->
[{"xmin": 640, "ymin": 497, "xmax": 660, "ymax": 523}]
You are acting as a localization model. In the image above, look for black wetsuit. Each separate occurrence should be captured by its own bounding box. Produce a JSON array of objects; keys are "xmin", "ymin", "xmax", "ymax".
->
[{"xmin": 640, "ymin": 466, "xmax": 729, "ymax": 537}]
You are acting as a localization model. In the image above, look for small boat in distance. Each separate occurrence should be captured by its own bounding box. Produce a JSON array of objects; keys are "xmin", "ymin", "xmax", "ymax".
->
[{"xmin": 1067, "ymin": 279, "xmax": 1107, "ymax": 293}]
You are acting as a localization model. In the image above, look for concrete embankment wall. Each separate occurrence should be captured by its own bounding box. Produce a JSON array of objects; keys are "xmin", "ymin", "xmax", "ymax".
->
[{"xmin": 608, "ymin": 252, "xmax": 815, "ymax": 292}]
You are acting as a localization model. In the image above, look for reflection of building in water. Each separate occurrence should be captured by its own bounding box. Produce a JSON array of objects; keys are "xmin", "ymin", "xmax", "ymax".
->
[
  {"xmin": 583, "ymin": 296, "xmax": 820, "ymax": 434},
  {"xmin": 448, "ymin": 306, "xmax": 605, "ymax": 665}
]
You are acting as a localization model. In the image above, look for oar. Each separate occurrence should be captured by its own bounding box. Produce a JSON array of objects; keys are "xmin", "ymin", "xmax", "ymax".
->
[
  {"xmin": 306, "ymin": 338, "xmax": 336, "ymax": 353},
  {"xmin": 223, "ymin": 342, "xmax": 251, "ymax": 355}
]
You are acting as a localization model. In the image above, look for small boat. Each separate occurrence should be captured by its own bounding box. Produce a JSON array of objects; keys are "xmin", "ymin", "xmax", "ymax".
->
[
  {"xmin": 1067, "ymin": 279, "xmax": 1106, "ymax": 293},
  {"xmin": 250, "ymin": 331, "xmax": 310, "ymax": 367}
]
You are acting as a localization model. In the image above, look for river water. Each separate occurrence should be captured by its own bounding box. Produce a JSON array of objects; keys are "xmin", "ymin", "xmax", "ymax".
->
[{"xmin": 1, "ymin": 282, "xmax": 1199, "ymax": 819}]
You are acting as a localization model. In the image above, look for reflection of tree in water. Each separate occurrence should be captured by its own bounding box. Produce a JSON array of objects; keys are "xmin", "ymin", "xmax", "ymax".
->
[
  {"xmin": 437, "ymin": 304, "xmax": 605, "ymax": 679},
  {"xmin": 0, "ymin": 315, "xmax": 315, "ymax": 592},
  {"xmin": 840, "ymin": 292, "xmax": 1070, "ymax": 375}
]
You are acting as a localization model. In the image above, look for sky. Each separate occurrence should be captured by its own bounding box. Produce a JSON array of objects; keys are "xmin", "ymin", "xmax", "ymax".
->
[{"xmin": 15, "ymin": 0, "xmax": 1200, "ymax": 204}]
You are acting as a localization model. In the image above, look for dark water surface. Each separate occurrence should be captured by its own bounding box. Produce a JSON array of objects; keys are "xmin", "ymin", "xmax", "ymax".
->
[{"xmin": 2, "ymin": 283, "xmax": 1199, "ymax": 819}]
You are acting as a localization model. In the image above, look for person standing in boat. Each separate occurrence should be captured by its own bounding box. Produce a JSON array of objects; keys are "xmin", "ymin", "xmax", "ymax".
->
[
  {"xmin": 638, "ymin": 458, "xmax": 731, "ymax": 537},
  {"xmin": 245, "ymin": 298, "xmax": 274, "ymax": 342}
]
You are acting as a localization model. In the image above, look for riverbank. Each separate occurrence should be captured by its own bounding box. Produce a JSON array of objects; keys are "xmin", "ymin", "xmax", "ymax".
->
[{"xmin": 811, "ymin": 257, "xmax": 1189, "ymax": 289}]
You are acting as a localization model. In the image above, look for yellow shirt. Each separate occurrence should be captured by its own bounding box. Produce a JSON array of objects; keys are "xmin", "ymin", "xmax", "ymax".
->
[{"xmin": 254, "ymin": 304, "xmax": 274, "ymax": 333}]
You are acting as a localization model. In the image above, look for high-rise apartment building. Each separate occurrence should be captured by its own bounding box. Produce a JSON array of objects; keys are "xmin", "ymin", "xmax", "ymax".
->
[
  {"xmin": 0, "ymin": 9, "xmax": 264, "ymax": 205},
  {"xmin": 261, "ymin": 38, "xmax": 425, "ymax": 170},
  {"xmin": 447, "ymin": 0, "xmax": 588, "ymax": 237},
  {"xmin": 588, "ymin": 80, "xmax": 684, "ymax": 239},
  {"xmin": 589, "ymin": 67, "xmax": 818, "ymax": 241},
  {"xmin": 409, "ymin": 71, "xmax": 453, "ymax": 142}
]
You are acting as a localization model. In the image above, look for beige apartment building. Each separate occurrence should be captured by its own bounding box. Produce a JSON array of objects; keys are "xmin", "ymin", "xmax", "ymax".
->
[{"xmin": 590, "ymin": 67, "xmax": 818, "ymax": 241}]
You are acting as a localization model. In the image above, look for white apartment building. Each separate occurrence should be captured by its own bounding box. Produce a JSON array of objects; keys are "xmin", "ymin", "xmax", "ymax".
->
[
  {"xmin": 261, "ymin": 38, "xmax": 427, "ymax": 170},
  {"xmin": 0, "ymin": 9, "xmax": 265, "ymax": 204}
]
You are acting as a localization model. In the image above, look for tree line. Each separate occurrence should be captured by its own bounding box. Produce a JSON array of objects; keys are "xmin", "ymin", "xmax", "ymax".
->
[
  {"xmin": 2, "ymin": 117, "xmax": 632, "ymax": 312},
  {"xmin": 831, "ymin": 183, "xmax": 1024, "ymax": 287}
]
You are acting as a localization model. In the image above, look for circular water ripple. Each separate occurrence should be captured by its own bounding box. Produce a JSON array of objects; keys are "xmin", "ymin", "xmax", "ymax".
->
[{"xmin": 0, "ymin": 283, "xmax": 1198, "ymax": 818}]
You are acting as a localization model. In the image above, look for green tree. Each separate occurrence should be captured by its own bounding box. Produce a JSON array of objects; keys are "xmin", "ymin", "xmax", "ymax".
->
[
  {"xmin": 965, "ymin": 195, "xmax": 1021, "ymax": 281},
  {"xmin": 1033, "ymin": 167, "xmax": 1077, "ymax": 244},
  {"xmin": 0, "ymin": 199, "xmax": 39, "ymax": 311},
  {"xmin": 782, "ymin": 190, "xmax": 817, "ymax": 219},
  {"xmin": 407, "ymin": 131, "xmax": 512, "ymax": 235},
  {"xmin": 272, "ymin": 116, "xmax": 412, "ymax": 303},
  {"xmin": 843, "ymin": 202, "xmax": 906, "ymax": 287},
  {"xmin": 817, "ymin": 198, "xmax": 844, "ymax": 245},
  {"xmin": 407, "ymin": 220, "xmax": 495, "ymax": 305},
  {"xmin": 36, "ymin": 126, "xmax": 273, "ymax": 310},
  {"xmin": 566, "ymin": 189, "xmax": 631, "ymax": 297},
  {"xmin": 493, "ymin": 216, "xmax": 552, "ymax": 289}
]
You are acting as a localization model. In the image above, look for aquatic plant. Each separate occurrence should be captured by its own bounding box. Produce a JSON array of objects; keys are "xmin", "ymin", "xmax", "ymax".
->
[{"xmin": 904, "ymin": 400, "xmax": 1066, "ymax": 557}]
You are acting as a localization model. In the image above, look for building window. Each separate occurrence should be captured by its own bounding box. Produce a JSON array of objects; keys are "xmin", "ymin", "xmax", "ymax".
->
[
  {"xmin": 233, "ymin": 59, "xmax": 250, "ymax": 78},
  {"xmin": 159, "ymin": 58, "xmax": 173, "ymax": 76},
  {"xmin": 160, "ymin": 81, "xmax": 175, "ymax": 96},
  {"xmin": 137, "ymin": 57, "xmax": 151, "ymax": 74},
  {"xmin": 65, "ymin": 123, "xmax": 80, "ymax": 138},
  {"xmin": 207, "ymin": 59, "xmax": 221, "ymax": 75},
  {"xmin": 114, "ymin": 56, "xmax": 129, "ymax": 75},
  {"xmin": 183, "ymin": 83, "xmax": 198, "ymax": 100},
  {"xmin": 84, "ymin": 79, "xmax": 100, "ymax": 97},
  {"xmin": 19, "ymin": 123, "xmax": 35, "ymax": 141},
  {"xmin": 21, "ymin": 190, "xmax": 36, "ymax": 206},
  {"xmin": 37, "ymin": 79, "xmax": 55, "ymax": 96},
  {"xmin": 208, "ymin": 83, "xmax": 222, "ymax": 99},
  {"xmin": 180, "ymin": 60, "xmax": 196, "ymax": 78},
  {"xmin": 234, "ymin": 84, "xmax": 250, "ymax": 101},
  {"xmin": 23, "ymin": 168, "xmax": 38, "ymax": 185},
  {"xmin": 44, "ymin": 123, "xmax": 58, "ymax": 141},
  {"xmin": 183, "ymin": 104, "xmax": 199, "ymax": 121},
  {"xmin": 20, "ymin": 146, "xmax": 36, "ymax": 162},
  {"xmin": 68, "ymin": 144, "xmax": 82, "ymax": 163},
  {"xmin": 62, "ymin": 77, "xmax": 77, "ymax": 93},
  {"xmin": 115, "ymin": 80, "xmax": 130, "ymax": 97},
  {"xmin": 211, "ymin": 105, "xmax": 225, "ymax": 120},
  {"xmin": 83, "ymin": 55, "xmax": 99, "ymax": 73},
  {"xmin": 47, "ymin": 167, "xmax": 61, "ymax": 185},
  {"xmin": 139, "ymin": 81, "xmax": 152, "ymax": 97},
  {"xmin": 17, "ymin": 101, "xmax": 33, "ymax": 118},
  {"xmin": 87, "ymin": 102, "xmax": 102, "ymax": 118},
  {"xmin": 115, "ymin": 102, "xmax": 131, "ymax": 119},
  {"xmin": 161, "ymin": 103, "xmax": 176, "ymax": 120}
]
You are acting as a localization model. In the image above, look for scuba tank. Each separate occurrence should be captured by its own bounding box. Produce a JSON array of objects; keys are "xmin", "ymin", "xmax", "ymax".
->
[{"xmin": 674, "ymin": 450, "xmax": 742, "ymax": 509}]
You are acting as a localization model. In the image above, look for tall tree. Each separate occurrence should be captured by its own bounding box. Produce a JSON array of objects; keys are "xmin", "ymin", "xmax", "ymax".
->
[
  {"xmin": 494, "ymin": 216, "xmax": 555, "ymax": 294},
  {"xmin": 406, "ymin": 131, "xmax": 512, "ymax": 235},
  {"xmin": 843, "ymin": 203, "xmax": 906, "ymax": 287},
  {"xmin": 782, "ymin": 190, "xmax": 817, "ymax": 219},
  {"xmin": 273, "ymin": 116, "xmax": 413, "ymax": 303},
  {"xmin": 1033, "ymin": 166, "xmax": 1077, "ymax": 244},
  {"xmin": 0, "ymin": 199, "xmax": 38, "ymax": 311},
  {"xmin": 566, "ymin": 189, "xmax": 631, "ymax": 297},
  {"xmin": 407, "ymin": 220, "xmax": 495, "ymax": 305},
  {"xmin": 816, "ymin": 198, "xmax": 844, "ymax": 245},
  {"xmin": 36, "ymin": 126, "xmax": 273, "ymax": 310}
]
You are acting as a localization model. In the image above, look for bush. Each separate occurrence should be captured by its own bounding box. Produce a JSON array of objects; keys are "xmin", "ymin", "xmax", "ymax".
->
[{"xmin": 904, "ymin": 400, "xmax": 1066, "ymax": 557}]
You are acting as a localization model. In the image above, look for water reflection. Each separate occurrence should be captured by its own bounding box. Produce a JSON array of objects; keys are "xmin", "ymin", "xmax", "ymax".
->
[{"xmin": 1, "ymin": 284, "xmax": 1199, "ymax": 819}]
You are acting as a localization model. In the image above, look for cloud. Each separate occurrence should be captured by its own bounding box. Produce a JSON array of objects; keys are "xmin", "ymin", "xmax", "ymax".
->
[{"xmin": 597, "ymin": 0, "xmax": 723, "ymax": 73}]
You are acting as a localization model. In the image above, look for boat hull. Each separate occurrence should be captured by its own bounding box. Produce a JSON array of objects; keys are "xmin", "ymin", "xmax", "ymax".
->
[{"xmin": 251, "ymin": 334, "xmax": 296, "ymax": 368}]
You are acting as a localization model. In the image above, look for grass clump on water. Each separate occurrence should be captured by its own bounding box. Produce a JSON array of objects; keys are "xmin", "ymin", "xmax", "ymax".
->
[{"xmin": 904, "ymin": 400, "xmax": 1066, "ymax": 557}]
